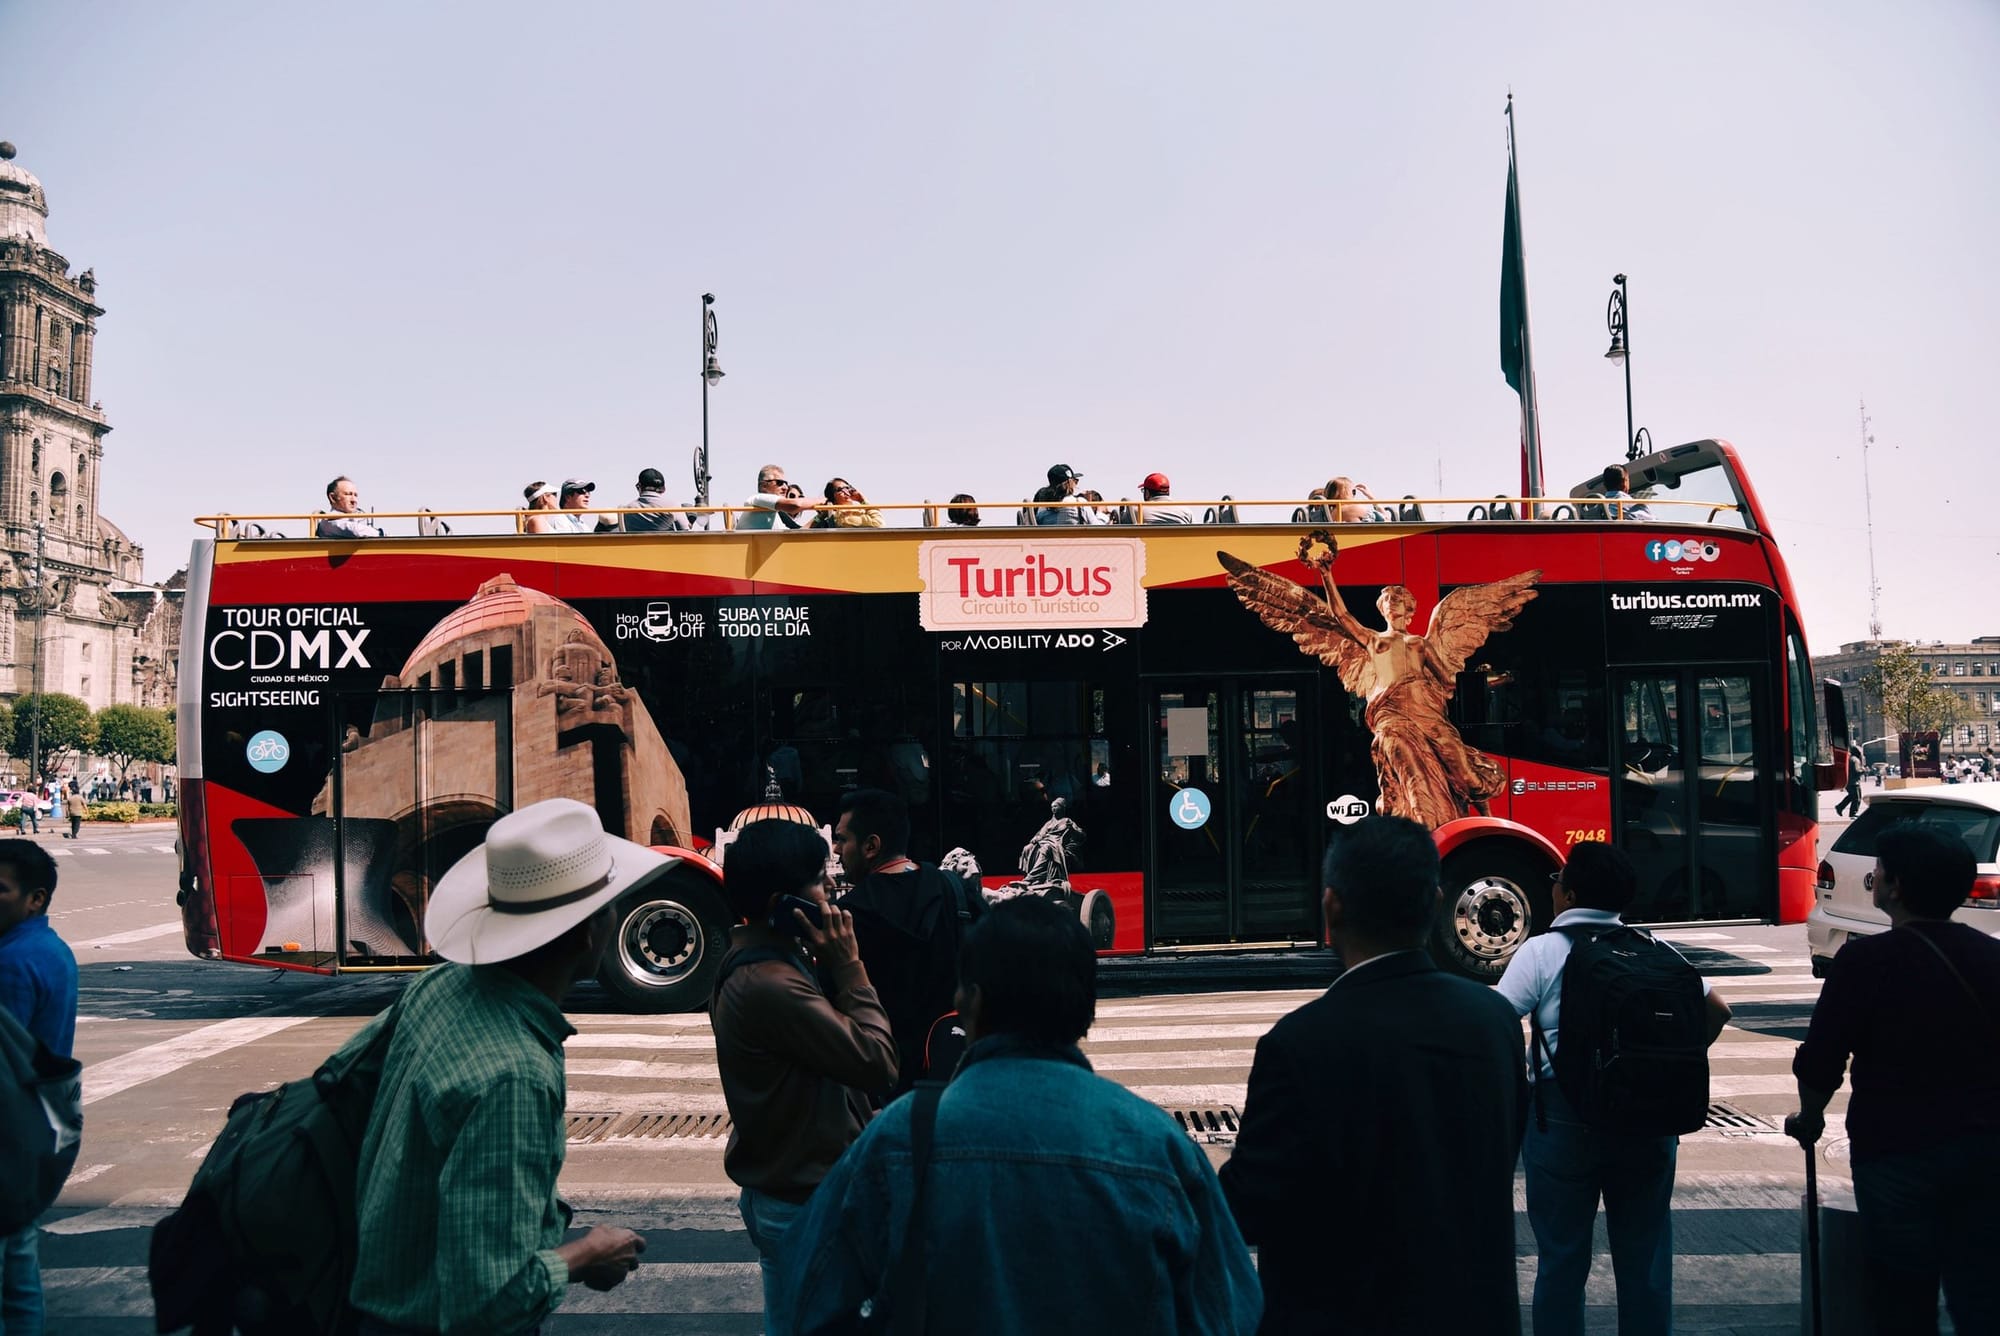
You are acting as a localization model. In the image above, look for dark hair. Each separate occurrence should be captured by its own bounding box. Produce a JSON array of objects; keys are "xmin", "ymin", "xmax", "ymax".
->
[
  {"xmin": 725, "ymin": 820, "xmax": 828, "ymax": 922},
  {"xmin": 326, "ymin": 475, "xmax": 351, "ymax": 499},
  {"xmin": 1602, "ymin": 465, "xmax": 1629, "ymax": 491},
  {"xmin": 823, "ymin": 479, "xmax": 853, "ymax": 503},
  {"xmin": 960, "ymin": 897, "xmax": 1096, "ymax": 1045},
  {"xmin": 0, "ymin": 839, "xmax": 58, "ymax": 908},
  {"xmin": 1877, "ymin": 824, "xmax": 1975, "ymax": 917},
  {"xmin": 1560, "ymin": 841, "xmax": 1637, "ymax": 913},
  {"xmin": 1320, "ymin": 816, "xmax": 1438, "ymax": 944},
  {"xmin": 837, "ymin": 788, "xmax": 909, "ymax": 860},
  {"xmin": 947, "ymin": 494, "xmax": 980, "ymax": 526}
]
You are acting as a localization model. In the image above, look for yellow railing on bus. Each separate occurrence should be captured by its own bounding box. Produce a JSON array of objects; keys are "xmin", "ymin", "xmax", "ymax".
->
[{"xmin": 193, "ymin": 495, "xmax": 1742, "ymax": 539}]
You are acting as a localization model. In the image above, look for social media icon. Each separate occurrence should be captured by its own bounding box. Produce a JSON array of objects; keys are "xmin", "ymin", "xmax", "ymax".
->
[
  {"xmin": 1663, "ymin": 541, "xmax": 1684, "ymax": 562},
  {"xmin": 1646, "ymin": 542, "xmax": 1665, "ymax": 561}
]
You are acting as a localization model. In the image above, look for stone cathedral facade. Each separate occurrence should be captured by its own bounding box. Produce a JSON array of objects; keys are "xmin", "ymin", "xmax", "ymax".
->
[{"xmin": 0, "ymin": 142, "xmax": 179, "ymax": 718}]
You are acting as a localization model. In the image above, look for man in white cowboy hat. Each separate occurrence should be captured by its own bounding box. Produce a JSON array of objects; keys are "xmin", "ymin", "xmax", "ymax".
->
[{"xmin": 349, "ymin": 798, "xmax": 651, "ymax": 1336}]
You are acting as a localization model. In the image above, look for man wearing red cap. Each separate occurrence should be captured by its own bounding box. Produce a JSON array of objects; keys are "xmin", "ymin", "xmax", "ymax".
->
[{"xmin": 1136, "ymin": 473, "xmax": 1193, "ymax": 525}]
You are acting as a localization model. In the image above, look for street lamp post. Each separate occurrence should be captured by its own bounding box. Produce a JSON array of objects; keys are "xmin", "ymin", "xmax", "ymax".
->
[
  {"xmin": 1604, "ymin": 273, "xmax": 1644, "ymax": 462},
  {"xmin": 695, "ymin": 294, "xmax": 724, "ymax": 513},
  {"xmin": 28, "ymin": 520, "xmax": 44, "ymax": 787}
]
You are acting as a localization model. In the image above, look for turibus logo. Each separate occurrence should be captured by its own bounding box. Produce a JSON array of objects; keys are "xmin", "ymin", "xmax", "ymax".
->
[{"xmin": 918, "ymin": 539, "xmax": 1147, "ymax": 632}]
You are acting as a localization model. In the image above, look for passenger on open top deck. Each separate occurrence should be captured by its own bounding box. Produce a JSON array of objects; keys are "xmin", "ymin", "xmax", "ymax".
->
[
  {"xmin": 813, "ymin": 478, "xmax": 885, "ymax": 529},
  {"xmin": 317, "ymin": 476, "xmax": 384, "ymax": 539},
  {"xmin": 1033, "ymin": 464, "xmax": 1087, "ymax": 526},
  {"xmin": 736, "ymin": 464, "xmax": 813, "ymax": 530}
]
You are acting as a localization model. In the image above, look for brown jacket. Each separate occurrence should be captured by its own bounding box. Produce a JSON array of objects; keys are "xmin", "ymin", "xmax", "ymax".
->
[{"xmin": 712, "ymin": 927, "xmax": 899, "ymax": 1203}]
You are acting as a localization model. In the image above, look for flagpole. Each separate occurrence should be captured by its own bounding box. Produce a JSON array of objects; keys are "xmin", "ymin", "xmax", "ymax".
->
[{"xmin": 1504, "ymin": 93, "xmax": 1544, "ymax": 518}]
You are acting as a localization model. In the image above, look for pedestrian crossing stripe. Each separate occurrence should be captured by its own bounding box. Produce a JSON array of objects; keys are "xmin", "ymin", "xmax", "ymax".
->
[{"xmin": 26, "ymin": 1249, "xmax": 1830, "ymax": 1318}]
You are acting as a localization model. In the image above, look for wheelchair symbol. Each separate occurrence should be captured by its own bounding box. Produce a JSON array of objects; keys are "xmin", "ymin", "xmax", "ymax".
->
[{"xmin": 1169, "ymin": 787, "xmax": 1211, "ymax": 830}]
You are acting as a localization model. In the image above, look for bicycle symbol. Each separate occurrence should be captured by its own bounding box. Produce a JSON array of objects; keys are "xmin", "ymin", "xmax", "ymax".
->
[{"xmin": 246, "ymin": 730, "xmax": 291, "ymax": 773}]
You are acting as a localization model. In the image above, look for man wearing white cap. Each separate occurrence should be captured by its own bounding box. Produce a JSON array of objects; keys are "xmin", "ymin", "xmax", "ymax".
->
[{"xmin": 349, "ymin": 799, "xmax": 651, "ymax": 1335}]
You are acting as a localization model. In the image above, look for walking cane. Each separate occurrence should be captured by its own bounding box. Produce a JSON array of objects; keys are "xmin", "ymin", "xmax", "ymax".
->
[{"xmin": 1803, "ymin": 1141, "xmax": 1822, "ymax": 1336}]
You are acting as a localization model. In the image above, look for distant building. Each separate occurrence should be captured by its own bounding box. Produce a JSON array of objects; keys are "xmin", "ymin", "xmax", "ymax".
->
[
  {"xmin": 0, "ymin": 141, "xmax": 180, "ymax": 721},
  {"xmin": 1817, "ymin": 635, "xmax": 2000, "ymax": 761}
]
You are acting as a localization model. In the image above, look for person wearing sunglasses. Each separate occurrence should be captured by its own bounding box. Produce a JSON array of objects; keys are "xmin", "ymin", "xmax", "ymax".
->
[{"xmin": 814, "ymin": 478, "xmax": 884, "ymax": 529}]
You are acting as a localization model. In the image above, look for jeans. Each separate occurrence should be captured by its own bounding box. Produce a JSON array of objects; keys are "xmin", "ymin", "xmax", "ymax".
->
[
  {"xmin": 0, "ymin": 1224, "xmax": 43, "ymax": 1336},
  {"xmin": 19, "ymin": 807, "xmax": 35, "ymax": 834},
  {"xmin": 738, "ymin": 1186, "xmax": 806, "ymax": 1328},
  {"xmin": 1522, "ymin": 1082, "xmax": 1677, "ymax": 1336},
  {"xmin": 1851, "ymin": 1133, "xmax": 2000, "ymax": 1336}
]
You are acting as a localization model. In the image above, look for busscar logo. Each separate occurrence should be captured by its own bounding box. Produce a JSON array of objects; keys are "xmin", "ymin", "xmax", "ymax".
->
[{"xmin": 1511, "ymin": 778, "xmax": 1601, "ymax": 794}]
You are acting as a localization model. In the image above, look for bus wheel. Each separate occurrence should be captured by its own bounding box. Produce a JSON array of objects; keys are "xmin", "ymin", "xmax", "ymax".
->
[
  {"xmin": 1078, "ymin": 889, "xmax": 1116, "ymax": 951},
  {"xmin": 1434, "ymin": 846, "xmax": 1550, "ymax": 983},
  {"xmin": 596, "ymin": 870, "xmax": 730, "ymax": 1012}
]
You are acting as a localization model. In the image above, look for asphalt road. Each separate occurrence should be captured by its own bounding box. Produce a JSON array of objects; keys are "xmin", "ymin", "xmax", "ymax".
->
[{"xmin": 28, "ymin": 810, "xmax": 1876, "ymax": 1334}]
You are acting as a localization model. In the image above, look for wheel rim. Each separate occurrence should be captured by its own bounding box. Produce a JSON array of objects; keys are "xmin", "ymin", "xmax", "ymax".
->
[
  {"xmin": 614, "ymin": 898, "xmax": 706, "ymax": 990},
  {"xmin": 1449, "ymin": 875, "xmax": 1533, "ymax": 963}
]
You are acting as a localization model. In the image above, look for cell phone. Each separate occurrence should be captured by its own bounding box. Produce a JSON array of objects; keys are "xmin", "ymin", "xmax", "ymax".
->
[{"xmin": 770, "ymin": 894, "xmax": 824, "ymax": 937}]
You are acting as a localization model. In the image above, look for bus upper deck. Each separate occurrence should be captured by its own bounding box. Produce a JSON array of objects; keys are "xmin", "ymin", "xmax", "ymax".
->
[
  {"xmin": 201, "ymin": 438, "xmax": 1769, "ymax": 541},
  {"xmin": 175, "ymin": 439, "xmax": 1845, "ymax": 1011}
]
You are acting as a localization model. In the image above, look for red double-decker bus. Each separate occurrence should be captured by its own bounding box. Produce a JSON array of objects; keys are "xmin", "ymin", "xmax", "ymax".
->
[{"xmin": 174, "ymin": 439, "xmax": 1847, "ymax": 1010}]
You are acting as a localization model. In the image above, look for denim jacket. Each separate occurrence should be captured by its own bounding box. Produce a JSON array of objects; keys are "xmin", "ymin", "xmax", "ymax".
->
[{"xmin": 772, "ymin": 1034, "xmax": 1262, "ymax": 1336}]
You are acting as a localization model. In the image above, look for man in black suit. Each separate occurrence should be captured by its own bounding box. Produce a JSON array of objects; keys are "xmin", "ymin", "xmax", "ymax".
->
[{"xmin": 1219, "ymin": 816, "xmax": 1527, "ymax": 1335}]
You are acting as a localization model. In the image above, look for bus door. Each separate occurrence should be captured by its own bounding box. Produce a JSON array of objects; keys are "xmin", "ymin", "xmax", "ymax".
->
[
  {"xmin": 1611, "ymin": 669, "xmax": 1772, "ymax": 922},
  {"xmin": 1147, "ymin": 677, "xmax": 1320, "ymax": 945}
]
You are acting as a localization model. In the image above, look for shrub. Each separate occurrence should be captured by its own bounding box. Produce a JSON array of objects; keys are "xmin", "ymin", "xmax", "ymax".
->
[
  {"xmin": 138, "ymin": 803, "xmax": 177, "ymax": 818},
  {"xmin": 0, "ymin": 808, "xmax": 20, "ymax": 829},
  {"xmin": 84, "ymin": 801, "xmax": 139, "ymax": 823}
]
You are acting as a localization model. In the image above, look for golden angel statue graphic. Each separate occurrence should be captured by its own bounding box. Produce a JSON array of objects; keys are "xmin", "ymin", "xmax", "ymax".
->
[{"xmin": 1219, "ymin": 531, "xmax": 1540, "ymax": 829}]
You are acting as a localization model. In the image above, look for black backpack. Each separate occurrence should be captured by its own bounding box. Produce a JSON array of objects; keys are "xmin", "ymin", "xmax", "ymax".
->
[
  {"xmin": 0, "ymin": 1005, "xmax": 82, "ymax": 1237},
  {"xmin": 1532, "ymin": 924, "xmax": 1709, "ymax": 1137},
  {"xmin": 149, "ymin": 1000, "xmax": 403, "ymax": 1335}
]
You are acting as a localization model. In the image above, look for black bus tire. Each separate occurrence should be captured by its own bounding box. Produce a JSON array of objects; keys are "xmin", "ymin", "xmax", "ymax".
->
[
  {"xmin": 1078, "ymin": 889, "xmax": 1116, "ymax": 951},
  {"xmin": 595, "ymin": 870, "xmax": 732, "ymax": 1013},
  {"xmin": 1432, "ymin": 844, "xmax": 1552, "ymax": 983}
]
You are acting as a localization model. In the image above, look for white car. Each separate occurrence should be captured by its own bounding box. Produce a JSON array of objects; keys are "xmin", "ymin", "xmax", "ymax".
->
[{"xmin": 1808, "ymin": 781, "xmax": 2000, "ymax": 976}]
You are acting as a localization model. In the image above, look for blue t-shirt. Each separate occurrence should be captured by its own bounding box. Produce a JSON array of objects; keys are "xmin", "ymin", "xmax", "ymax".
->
[{"xmin": 0, "ymin": 915, "xmax": 78, "ymax": 1058}]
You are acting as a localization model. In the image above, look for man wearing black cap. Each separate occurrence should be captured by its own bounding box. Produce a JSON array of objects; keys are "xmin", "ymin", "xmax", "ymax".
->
[
  {"xmin": 1136, "ymin": 473, "xmax": 1193, "ymax": 525},
  {"xmin": 1033, "ymin": 464, "xmax": 1086, "ymax": 526},
  {"xmin": 556, "ymin": 478, "xmax": 618, "ymax": 533},
  {"xmin": 621, "ymin": 468, "xmax": 687, "ymax": 533}
]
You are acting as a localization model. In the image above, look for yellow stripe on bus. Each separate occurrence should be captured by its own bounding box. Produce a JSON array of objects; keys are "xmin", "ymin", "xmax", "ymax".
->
[{"xmin": 210, "ymin": 524, "xmax": 1418, "ymax": 592}]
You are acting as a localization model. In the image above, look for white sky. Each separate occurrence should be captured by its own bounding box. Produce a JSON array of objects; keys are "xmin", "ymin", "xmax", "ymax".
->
[{"xmin": 5, "ymin": 0, "xmax": 1995, "ymax": 651}]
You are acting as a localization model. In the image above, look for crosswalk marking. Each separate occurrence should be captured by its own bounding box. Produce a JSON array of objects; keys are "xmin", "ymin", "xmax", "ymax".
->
[
  {"xmin": 32, "ymin": 1168, "xmax": 1830, "ymax": 1323},
  {"xmin": 49, "ymin": 925, "xmax": 1831, "ymax": 1328}
]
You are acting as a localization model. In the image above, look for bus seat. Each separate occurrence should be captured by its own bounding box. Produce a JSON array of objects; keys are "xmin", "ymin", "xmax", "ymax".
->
[
  {"xmin": 1217, "ymin": 496, "xmax": 1239, "ymax": 524},
  {"xmin": 1488, "ymin": 497, "xmax": 1516, "ymax": 521},
  {"xmin": 1016, "ymin": 506, "xmax": 1036, "ymax": 526},
  {"xmin": 417, "ymin": 510, "xmax": 452, "ymax": 537},
  {"xmin": 1291, "ymin": 507, "xmax": 1310, "ymax": 523},
  {"xmin": 1399, "ymin": 496, "xmax": 1426, "ymax": 521}
]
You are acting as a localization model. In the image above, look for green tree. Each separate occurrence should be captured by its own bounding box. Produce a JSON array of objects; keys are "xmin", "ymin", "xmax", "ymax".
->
[
  {"xmin": 1861, "ymin": 644, "xmax": 1969, "ymax": 737},
  {"xmin": 94, "ymin": 704, "xmax": 176, "ymax": 780},
  {"xmin": 10, "ymin": 693, "xmax": 97, "ymax": 782}
]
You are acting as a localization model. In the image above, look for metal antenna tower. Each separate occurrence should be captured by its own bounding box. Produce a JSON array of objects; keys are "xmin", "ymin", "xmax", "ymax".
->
[{"xmin": 1859, "ymin": 399, "xmax": 1882, "ymax": 639}]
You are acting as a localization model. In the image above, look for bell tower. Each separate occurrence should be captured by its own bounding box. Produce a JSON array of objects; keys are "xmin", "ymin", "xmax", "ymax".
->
[
  {"xmin": 0, "ymin": 140, "xmax": 169, "ymax": 722},
  {"xmin": 0, "ymin": 140, "xmax": 113, "ymax": 563}
]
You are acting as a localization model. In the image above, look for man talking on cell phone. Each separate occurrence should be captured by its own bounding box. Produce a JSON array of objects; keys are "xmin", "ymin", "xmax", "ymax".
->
[{"xmin": 711, "ymin": 819, "xmax": 899, "ymax": 1329}]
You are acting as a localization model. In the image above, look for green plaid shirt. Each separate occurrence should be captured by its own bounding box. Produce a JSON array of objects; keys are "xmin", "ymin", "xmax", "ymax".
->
[{"xmin": 349, "ymin": 963, "xmax": 575, "ymax": 1334}]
